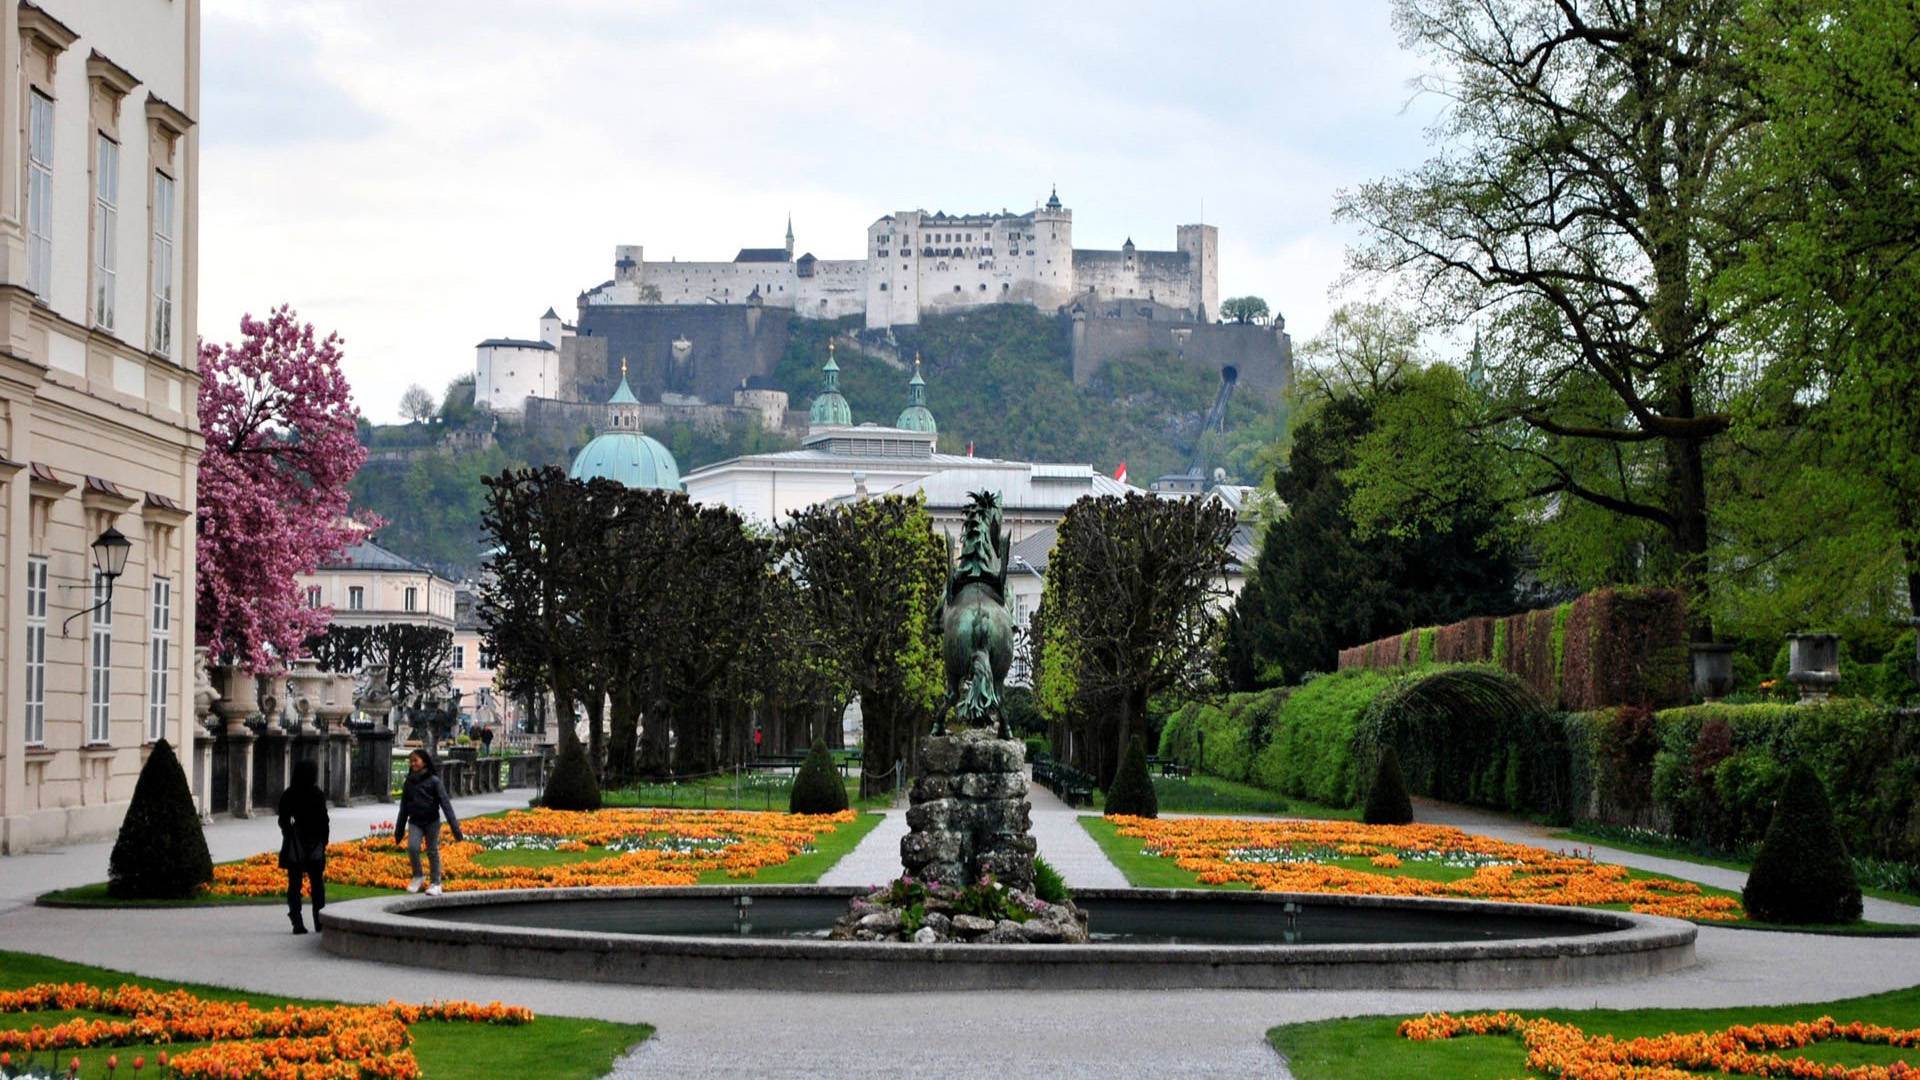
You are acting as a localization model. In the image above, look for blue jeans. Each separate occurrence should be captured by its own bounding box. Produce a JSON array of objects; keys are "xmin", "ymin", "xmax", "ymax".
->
[{"xmin": 407, "ymin": 823, "xmax": 442, "ymax": 884}]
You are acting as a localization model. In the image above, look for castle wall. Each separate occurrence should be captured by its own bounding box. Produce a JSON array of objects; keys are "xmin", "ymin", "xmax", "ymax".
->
[
  {"xmin": 1072, "ymin": 248, "xmax": 1197, "ymax": 310},
  {"xmin": 570, "ymin": 303, "xmax": 792, "ymax": 405},
  {"xmin": 522, "ymin": 396, "xmax": 779, "ymax": 443},
  {"xmin": 794, "ymin": 259, "xmax": 866, "ymax": 319},
  {"xmin": 641, "ymin": 259, "xmax": 800, "ymax": 307},
  {"xmin": 1070, "ymin": 313, "xmax": 1293, "ymax": 396}
]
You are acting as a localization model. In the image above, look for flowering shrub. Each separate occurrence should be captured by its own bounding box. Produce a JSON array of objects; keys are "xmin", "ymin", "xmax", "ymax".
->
[
  {"xmin": 212, "ymin": 808, "xmax": 857, "ymax": 895},
  {"xmin": 1400, "ymin": 1010, "xmax": 1918, "ymax": 1079},
  {"xmin": 1109, "ymin": 815, "xmax": 1743, "ymax": 921},
  {"xmin": 0, "ymin": 981, "xmax": 530, "ymax": 1079}
]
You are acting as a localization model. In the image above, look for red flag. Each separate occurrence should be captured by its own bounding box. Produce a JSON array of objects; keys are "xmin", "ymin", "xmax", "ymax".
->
[
  {"xmin": 967, "ymin": 441, "xmax": 975, "ymax": 456},
  {"xmin": 1114, "ymin": 461, "xmax": 1128, "ymax": 484}
]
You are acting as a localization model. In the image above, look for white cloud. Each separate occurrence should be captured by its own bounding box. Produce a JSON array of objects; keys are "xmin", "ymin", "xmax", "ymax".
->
[{"xmin": 198, "ymin": 1, "xmax": 1439, "ymax": 421}]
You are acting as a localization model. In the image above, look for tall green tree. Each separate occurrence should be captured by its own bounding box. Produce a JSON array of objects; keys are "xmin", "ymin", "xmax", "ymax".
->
[
  {"xmin": 1732, "ymin": 0, "xmax": 1920, "ymax": 618},
  {"xmin": 1039, "ymin": 492, "xmax": 1235, "ymax": 785},
  {"xmin": 778, "ymin": 495, "xmax": 946, "ymax": 798},
  {"xmin": 1338, "ymin": 0, "xmax": 1769, "ymax": 634},
  {"xmin": 1224, "ymin": 313, "xmax": 1521, "ymax": 688}
]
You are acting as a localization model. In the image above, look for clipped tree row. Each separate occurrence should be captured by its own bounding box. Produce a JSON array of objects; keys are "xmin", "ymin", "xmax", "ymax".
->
[{"xmin": 1337, "ymin": 587, "xmax": 1689, "ymax": 711}]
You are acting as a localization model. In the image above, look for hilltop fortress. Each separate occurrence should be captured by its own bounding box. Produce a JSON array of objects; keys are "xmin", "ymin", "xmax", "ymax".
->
[
  {"xmin": 475, "ymin": 190, "xmax": 1287, "ymax": 435},
  {"xmin": 580, "ymin": 188, "xmax": 1217, "ymax": 329}
]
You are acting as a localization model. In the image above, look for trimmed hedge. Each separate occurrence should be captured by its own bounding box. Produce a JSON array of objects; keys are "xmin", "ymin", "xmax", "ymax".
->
[
  {"xmin": 1338, "ymin": 587, "xmax": 1688, "ymax": 711},
  {"xmin": 108, "ymin": 740, "xmax": 213, "ymax": 900},
  {"xmin": 1743, "ymin": 761, "xmax": 1863, "ymax": 924},
  {"xmin": 790, "ymin": 739, "xmax": 849, "ymax": 814},
  {"xmin": 1104, "ymin": 736, "xmax": 1158, "ymax": 818},
  {"xmin": 1250, "ymin": 669, "xmax": 1396, "ymax": 807},
  {"xmin": 541, "ymin": 737, "xmax": 602, "ymax": 811}
]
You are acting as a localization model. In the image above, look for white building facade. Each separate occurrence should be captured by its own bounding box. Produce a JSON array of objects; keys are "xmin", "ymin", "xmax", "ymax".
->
[
  {"xmin": 473, "ymin": 308, "xmax": 567, "ymax": 415},
  {"xmin": 1, "ymin": 0, "xmax": 202, "ymax": 852}
]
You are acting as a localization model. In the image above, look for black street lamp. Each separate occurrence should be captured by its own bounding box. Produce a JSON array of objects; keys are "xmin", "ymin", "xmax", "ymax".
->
[{"xmin": 62, "ymin": 526, "xmax": 134, "ymax": 636}]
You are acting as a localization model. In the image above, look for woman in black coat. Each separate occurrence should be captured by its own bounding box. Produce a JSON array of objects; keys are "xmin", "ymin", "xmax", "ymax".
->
[
  {"xmin": 277, "ymin": 758, "xmax": 329, "ymax": 934},
  {"xmin": 395, "ymin": 749, "xmax": 463, "ymax": 894}
]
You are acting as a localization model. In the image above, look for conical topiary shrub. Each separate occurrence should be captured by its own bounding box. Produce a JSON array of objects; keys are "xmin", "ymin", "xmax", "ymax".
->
[
  {"xmin": 1104, "ymin": 735, "xmax": 1158, "ymax": 818},
  {"xmin": 1363, "ymin": 744, "xmax": 1415, "ymax": 825},
  {"xmin": 108, "ymin": 740, "xmax": 213, "ymax": 899},
  {"xmin": 541, "ymin": 736, "xmax": 602, "ymax": 811},
  {"xmin": 789, "ymin": 739, "xmax": 849, "ymax": 814},
  {"xmin": 1743, "ymin": 760, "xmax": 1862, "ymax": 924}
]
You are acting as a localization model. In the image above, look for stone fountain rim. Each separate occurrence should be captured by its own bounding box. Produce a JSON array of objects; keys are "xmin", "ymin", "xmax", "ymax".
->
[{"xmin": 319, "ymin": 884, "xmax": 1697, "ymax": 991}]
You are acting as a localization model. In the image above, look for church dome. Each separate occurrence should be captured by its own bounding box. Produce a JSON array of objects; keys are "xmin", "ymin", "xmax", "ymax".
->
[
  {"xmin": 569, "ymin": 370, "xmax": 681, "ymax": 489},
  {"xmin": 894, "ymin": 358, "xmax": 936, "ymax": 434},
  {"xmin": 569, "ymin": 431, "xmax": 681, "ymax": 489},
  {"xmin": 808, "ymin": 350, "xmax": 853, "ymax": 427}
]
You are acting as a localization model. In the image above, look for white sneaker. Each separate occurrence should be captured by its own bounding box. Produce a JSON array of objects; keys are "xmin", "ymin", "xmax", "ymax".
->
[
  {"xmin": 425, "ymin": 883, "xmax": 443, "ymax": 896},
  {"xmin": 406, "ymin": 877, "xmax": 424, "ymax": 893}
]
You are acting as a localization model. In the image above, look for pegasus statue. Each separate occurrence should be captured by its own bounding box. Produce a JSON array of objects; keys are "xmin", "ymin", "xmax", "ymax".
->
[{"xmin": 937, "ymin": 490, "xmax": 1015, "ymax": 738}]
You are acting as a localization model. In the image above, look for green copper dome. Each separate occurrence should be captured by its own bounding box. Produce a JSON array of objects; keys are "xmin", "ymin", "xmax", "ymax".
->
[
  {"xmin": 569, "ymin": 372, "xmax": 681, "ymax": 489},
  {"xmin": 894, "ymin": 361, "xmax": 936, "ymax": 434},
  {"xmin": 808, "ymin": 354, "xmax": 852, "ymax": 427},
  {"xmin": 569, "ymin": 431, "xmax": 681, "ymax": 489}
]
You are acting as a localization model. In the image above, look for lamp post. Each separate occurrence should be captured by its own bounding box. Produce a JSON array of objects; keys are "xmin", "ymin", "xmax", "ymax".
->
[{"xmin": 61, "ymin": 526, "xmax": 133, "ymax": 636}]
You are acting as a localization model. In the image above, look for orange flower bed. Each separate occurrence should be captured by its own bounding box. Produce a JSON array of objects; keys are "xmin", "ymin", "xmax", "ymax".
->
[
  {"xmin": 0, "ymin": 981, "xmax": 530, "ymax": 1079},
  {"xmin": 1107, "ymin": 816, "xmax": 1743, "ymax": 921},
  {"xmin": 210, "ymin": 807, "xmax": 857, "ymax": 896},
  {"xmin": 1401, "ymin": 1010, "xmax": 1919, "ymax": 1079}
]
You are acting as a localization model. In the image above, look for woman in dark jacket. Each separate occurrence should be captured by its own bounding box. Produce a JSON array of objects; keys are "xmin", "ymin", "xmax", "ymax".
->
[
  {"xmin": 277, "ymin": 758, "xmax": 329, "ymax": 934},
  {"xmin": 395, "ymin": 749, "xmax": 463, "ymax": 894}
]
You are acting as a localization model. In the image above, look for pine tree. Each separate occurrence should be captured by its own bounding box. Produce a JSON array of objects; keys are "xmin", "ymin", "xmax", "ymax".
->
[
  {"xmin": 789, "ymin": 739, "xmax": 849, "ymax": 815},
  {"xmin": 1104, "ymin": 735, "xmax": 1158, "ymax": 818},
  {"xmin": 1743, "ymin": 761, "xmax": 1862, "ymax": 924},
  {"xmin": 107, "ymin": 740, "xmax": 213, "ymax": 899}
]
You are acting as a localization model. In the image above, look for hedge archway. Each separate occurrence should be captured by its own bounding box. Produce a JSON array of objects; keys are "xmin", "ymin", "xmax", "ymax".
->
[{"xmin": 1353, "ymin": 666, "xmax": 1569, "ymax": 818}]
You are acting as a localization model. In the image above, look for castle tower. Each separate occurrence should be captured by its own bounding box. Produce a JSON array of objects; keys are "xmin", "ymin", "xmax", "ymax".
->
[
  {"xmin": 1033, "ymin": 186, "xmax": 1074, "ymax": 308},
  {"xmin": 539, "ymin": 307, "xmax": 563, "ymax": 348},
  {"xmin": 894, "ymin": 353, "xmax": 936, "ymax": 434},
  {"xmin": 1176, "ymin": 223, "xmax": 1219, "ymax": 322}
]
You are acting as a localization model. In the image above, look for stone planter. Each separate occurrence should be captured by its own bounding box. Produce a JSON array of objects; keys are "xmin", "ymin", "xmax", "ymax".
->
[
  {"xmin": 287, "ymin": 658, "xmax": 328, "ymax": 735},
  {"xmin": 1689, "ymin": 643, "xmax": 1737, "ymax": 702},
  {"xmin": 1787, "ymin": 633, "xmax": 1841, "ymax": 702},
  {"xmin": 212, "ymin": 664, "xmax": 260, "ymax": 735}
]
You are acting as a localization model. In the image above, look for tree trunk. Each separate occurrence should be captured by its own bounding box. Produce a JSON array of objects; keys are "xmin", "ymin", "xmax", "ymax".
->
[
  {"xmin": 1670, "ymin": 432, "xmax": 1714, "ymax": 641},
  {"xmin": 583, "ymin": 692, "xmax": 605, "ymax": 780},
  {"xmin": 605, "ymin": 684, "xmax": 640, "ymax": 787},
  {"xmin": 638, "ymin": 699, "xmax": 670, "ymax": 776}
]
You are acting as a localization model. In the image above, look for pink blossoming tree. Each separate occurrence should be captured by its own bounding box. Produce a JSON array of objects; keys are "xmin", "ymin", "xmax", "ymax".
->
[{"xmin": 196, "ymin": 306, "xmax": 374, "ymax": 671}]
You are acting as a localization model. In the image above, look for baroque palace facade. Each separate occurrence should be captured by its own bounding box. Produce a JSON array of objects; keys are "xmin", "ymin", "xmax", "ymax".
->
[{"xmin": 1, "ymin": 0, "xmax": 202, "ymax": 851}]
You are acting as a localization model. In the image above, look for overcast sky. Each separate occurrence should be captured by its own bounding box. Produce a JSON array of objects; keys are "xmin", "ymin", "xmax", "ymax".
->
[{"xmin": 199, "ymin": 0, "xmax": 1441, "ymax": 423}]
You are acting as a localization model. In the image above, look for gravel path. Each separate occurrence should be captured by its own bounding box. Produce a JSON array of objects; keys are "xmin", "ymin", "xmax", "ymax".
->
[{"xmin": 2, "ymin": 786, "xmax": 1917, "ymax": 1078}]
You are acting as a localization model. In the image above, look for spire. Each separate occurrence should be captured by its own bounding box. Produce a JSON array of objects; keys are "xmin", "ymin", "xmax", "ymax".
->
[
  {"xmin": 1046, "ymin": 185, "xmax": 1062, "ymax": 211},
  {"xmin": 785, "ymin": 214, "xmax": 795, "ymax": 255},
  {"xmin": 894, "ymin": 350, "xmax": 936, "ymax": 434},
  {"xmin": 809, "ymin": 340, "xmax": 852, "ymax": 428}
]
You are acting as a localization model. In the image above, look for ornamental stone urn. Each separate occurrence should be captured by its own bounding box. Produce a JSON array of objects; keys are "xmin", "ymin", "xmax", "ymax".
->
[
  {"xmin": 1689, "ymin": 642, "xmax": 1737, "ymax": 702},
  {"xmin": 212, "ymin": 665, "xmax": 260, "ymax": 735},
  {"xmin": 1787, "ymin": 633, "xmax": 1842, "ymax": 702},
  {"xmin": 287, "ymin": 658, "xmax": 329, "ymax": 736}
]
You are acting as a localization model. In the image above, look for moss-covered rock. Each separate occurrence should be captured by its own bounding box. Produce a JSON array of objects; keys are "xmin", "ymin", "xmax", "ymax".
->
[
  {"xmin": 1742, "ymin": 760, "xmax": 1862, "ymax": 924},
  {"xmin": 1362, "ymin": 744, "xmax": 1415, "ymax": 825},
  {"xmin": 541, "ymin": 737, "xmax": 602, "ymax": 811},
  {"xmin": 789, "ymin": 739, "xmax": 849, "ymax": 815},
  {"xmin": 1104, "ymin": 735, "xmax": 1158, "ymax": 818},
  {"xmin": 108, "ymin": 740, "xmax": 214, "ymax": 899}
]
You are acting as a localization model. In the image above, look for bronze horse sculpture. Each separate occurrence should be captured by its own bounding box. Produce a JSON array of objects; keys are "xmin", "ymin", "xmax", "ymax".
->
[{"xmin": 936, "ymin": 490, "xmax": 1015, "ymax": 738}]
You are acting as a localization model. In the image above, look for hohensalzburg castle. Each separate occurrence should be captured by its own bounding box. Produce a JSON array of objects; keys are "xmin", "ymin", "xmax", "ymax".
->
[{"xmin": 581, "ymin": 189, "xmax": 1219, "ymax": 329}]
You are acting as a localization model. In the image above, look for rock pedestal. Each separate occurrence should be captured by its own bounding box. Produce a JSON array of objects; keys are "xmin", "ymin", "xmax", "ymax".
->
[{"xmin": 901, "ymin": 730, "xmax": 1035, "ymax": 892}]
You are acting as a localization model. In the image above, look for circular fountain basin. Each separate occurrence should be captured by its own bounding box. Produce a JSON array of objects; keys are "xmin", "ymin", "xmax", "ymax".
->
[{"xmin": 321, "ymin": 885, "xmax": 1695, "ymax": 991}]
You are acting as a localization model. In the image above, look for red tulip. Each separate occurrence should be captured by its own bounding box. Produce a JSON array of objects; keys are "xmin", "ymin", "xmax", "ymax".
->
[{"xmin": 134, "ymin": 1055, "xmax": 146, "ymax": 1071}]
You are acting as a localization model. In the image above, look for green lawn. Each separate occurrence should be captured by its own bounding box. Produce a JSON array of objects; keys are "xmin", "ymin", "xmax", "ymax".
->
[
  {"xmin": 40, "ymin": 808, "xmax": 886, "ymax": 907},
  {"xmin": 1270, "ymin": 985, "xmax": 1920, "ymax": 1080},
  {"xmin": 0, "ymin": 950, "xmax": 649, "ymax": 1080},
  {"xmin": 602, "ymin": 770, "xmax": 893, "ymax": 812}
]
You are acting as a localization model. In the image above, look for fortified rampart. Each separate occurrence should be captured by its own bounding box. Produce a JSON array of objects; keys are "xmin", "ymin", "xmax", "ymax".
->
[
  {"xmin": 566, "ymin": 302, "xmax": 793, "ymax": 406},
  {"xmin": 1068, "ymin": 304, "xmax": 1292, "ymax": 396}
]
